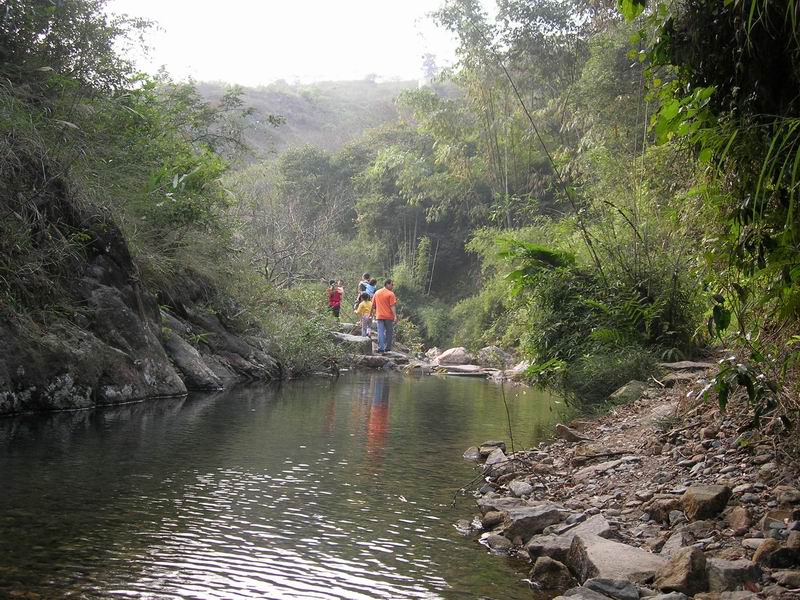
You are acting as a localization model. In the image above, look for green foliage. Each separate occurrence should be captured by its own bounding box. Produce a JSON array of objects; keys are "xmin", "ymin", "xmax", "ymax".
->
[{"xmin": 563, "ymin": 347, "xmax": 656, "ymax": 405}]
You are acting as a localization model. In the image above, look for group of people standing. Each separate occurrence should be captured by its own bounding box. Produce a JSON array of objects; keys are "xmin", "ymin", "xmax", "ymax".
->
[{"xmin": 326, "ymin": 273, "xmax": 397, "ymax": 353}]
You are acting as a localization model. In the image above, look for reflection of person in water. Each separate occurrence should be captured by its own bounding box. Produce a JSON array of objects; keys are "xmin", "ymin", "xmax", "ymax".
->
[{"xmin": 366, "ymin": 376, "xmax": 390, "ymax": 453}]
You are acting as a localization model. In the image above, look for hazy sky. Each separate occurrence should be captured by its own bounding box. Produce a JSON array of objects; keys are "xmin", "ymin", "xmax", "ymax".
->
[{"xmin": 106, "ymin": 0, "xmax": 466, "ymax": 86}]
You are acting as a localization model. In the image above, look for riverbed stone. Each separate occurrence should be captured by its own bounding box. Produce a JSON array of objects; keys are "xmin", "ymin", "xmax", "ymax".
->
[
  {"xmin": 463, "ymin": 446, "xmax": 480, "ymax": 461},
  {"xmin": 645, "ymin": 497, "xmax": 683, "ymax": 524},
  {"xmin": 479, "ymin": 440, "xmax": 506, "ymax": 456},
  {"xmin": 774, "ymin": 570, "xmax": 800, "ymax": 587},
  {"xmin": 574, "ymin": 456, "xmax": 641, "ymax": 482},
  {"xmin": 555, "ymin": 423, "xmax": 591, "ymax": 443},
  {"xmin": 655, "ymin": 547, "xmax": 708, "ymax": 596},
  {"xmin": 477, "ymin": 495, "xmax": 527, "ymax": 514},
  {"xmin": 725, "ymin": 506, "xmax": 751, "ymax": 535},
  {"xmin": 567, "ymin": 533, "xmax": 668, "ymax": 583},
  {"xmin": 527, "ymin": 515, "xmax": 614, "ymax": 562},
  {"xmin": 609, "ymin": 380, "xmax": 648, "ymax": 404},
  {"xmin": 482, "ymin": 533, "xmax": 513, "ymax": 552},
  {"xmin": 706, "ymin": 558, "xmax": 761, "ymax": 592},
  {"xmin": 481, "ymin": 511, "xmax": 505, "ymax": 529},
  {"xmin": 681, "ymin": 485, "xmax": 732, "ymax": 521},
  {"xmin": 760, "ymin": 508, "xmax": 792, "ymax": 534},
  {"xmin": 551, "ymin": 587, "xmax": 613, "ymax": 600},
  {"xmin": 775, "ymin": 485, "xmax": 800, "ymax": 506},
  {"xmin": 435, "ymin": 347, "xmax": 474, "ymax": 365},
  {"xmin": 483, "ymin": 447, "xmax": 508, "ymax": 475},
  {"xmin": 509, "ymin": 479, "xmax": 534, "ymax": 498},
  {"xmin": 330, "ymin": 332, "xmax": 373, "ymax": 354},
  {"xmin": 583, "ymin": 578, "xmax": 639, "ymax": 600},
  {"xmin": 503, "ymin": 504, "xmax": 568, "ymax": 541},
  {"xmin": 530, "ymin": 556, "xmax": 577, "ymax": 591},
  {"xmin": 475, "ymin": 346, "xmax": 513, "ymax": 368}
]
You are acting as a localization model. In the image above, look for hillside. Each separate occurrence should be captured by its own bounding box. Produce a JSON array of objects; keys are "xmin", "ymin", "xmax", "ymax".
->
[{"xmin": 197, "ymin": 79, "xmax": 420, "ymax": 159}]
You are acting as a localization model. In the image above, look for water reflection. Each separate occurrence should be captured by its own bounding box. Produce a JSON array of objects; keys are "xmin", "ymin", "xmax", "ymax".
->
[{"xmin": 0, "ymin": 373, "xmax": 563, "ymax": 599}]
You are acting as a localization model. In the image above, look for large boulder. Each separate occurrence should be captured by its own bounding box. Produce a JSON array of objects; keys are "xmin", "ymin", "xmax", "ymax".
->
[
  {"xmin": 567, "ymin": 533, "xmax": 668, "ymax": 583},
  {"xmin": 608, "ymin": 380, "xmax": 648, "ymax": 403},
  {"xmin": 655, "ymin": 547, "xmax": 708, "ymax": 596},
  {"xmin": 435, "ymin": 347, "xmax": 475, "ymax": 365},
  {"xmin": 330, "ymin": 331, "xmax": 373, "ymax": 355},
  {"xmin": 583, "ymin": 578, "xmax": 640, "ymax": 600},
  {"xmin": 527, "ymin": 515, "xmax": 614, "ymax": 563},
  {"xmin": 706, "ymin": 558, "xmax": 761, "ymax": 592},
  {"xmin": 503, "ymin": 504, "xmax": 569, "ymax": 541},
  {"xmin": 475, "ymin": 346, "xmax": 514, "ymax": 368},
  {"xmin": 530, "ymin": 556, "xmax": 577, "ymax": 591},
  {"xmin": 681, "ymin": 485, "xmax": 732, "ymax": 521}
]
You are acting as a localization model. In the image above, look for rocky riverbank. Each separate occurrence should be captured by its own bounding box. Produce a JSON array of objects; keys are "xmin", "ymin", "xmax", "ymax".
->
[
  {"xmin": 0, "ymin": 196, "xmax": 280, "ymax": 417},
  {"xmin": 457, "ymin": 363, "xmax": 800, "ymax": 599}
]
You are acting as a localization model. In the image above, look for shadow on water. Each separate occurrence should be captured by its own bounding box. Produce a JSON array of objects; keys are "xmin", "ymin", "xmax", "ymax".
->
[{"xmin": 0, "ymin": 372, "xmax": 564, "ymax": 599}]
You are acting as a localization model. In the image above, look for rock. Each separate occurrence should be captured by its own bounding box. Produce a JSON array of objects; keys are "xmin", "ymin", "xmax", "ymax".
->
[
  {"xmin": 330, "ymin": 332, "xmax": 373, "ymax": 354},
  {"xmin": 478, "ymin": 440, "xmax": 506, "ymax": 456},
  {"xmin": 477, "ymin": 495, "xmax": 527, "ymax": 514},
  {"xmin": 505, "ymin": 360, "xmax": 531, "ymax": 381},
  {"xmin": 661, "ymin": 531, "xmax": 693, "ymax": 557},
  {"xmin": 775, "ymin": 485, "xmax": 800, "ymax": 506},
  {"xmin": 555, "ymin": 587, "xmax": 613, "ymax": 600},
  {"xmin": 527, "ymin": 515, "xmax": 614, "ymax": 562},
  {"xmin": 503, "ymin": 504, "xmax": 568, "ymax": 541},
  {"xmin": 741, "ymin": 538, "xmax": 764, "ymax": 550},
  {"xmin": 583, "ymin": 578, "xmax": 640, "ymax": 600},
  {"xmin": 647, "ymin": 594, "xmax": 689, "ymax": 600},
  {"xmin": 774, "ymin": 570, "xmax": 800, "ymax": 587},
  {"xmin": 481, "ymin": 511, "xmax": 505, "ymax": 529},
  {"xmin": 482, "ymin": 533, "xmax": 512, "ymax": 552},
  {"xmin": 483, "ymin": 447, "xmax": 508, "ymax": 475},
  {"xmin": 509, "ymin": 479, "xmax": 534, "ymax": 498},
  {"xmin": 655, "ymin": 547, "xmax": 708, "ymax": 596},
  {"xmin": 424, "ymin": 347, "xmax": 441, "ymax": 359},
  {"xmin": 644, "ymin": 498, "xmax": 682, "ymax": 524},
  {"xmin": 682, "ymin": 485, "xmax": 732, "ymax": 521},
  {"xmin": 574, "ymin": 456, "xmax": 641, "ymax": 482},
  {"xmin": 463, "ymin": 446, "xmax": 480, "ymax": 461},
  {"xmin": 725, "ymin": 506, "xmax": 751, "ymax": 535},
  {"xmin": 788, "ymin": 531, "xmax": 800, "ymax": 550},
  {"xmin": 475, "ymin": 346, "xmax": 514, "ymax": 368},
  {"xmin": 760, "ymin": 509, "xmax": 792, "ymax": 534},
  {"xmin": 662, "ymin": 372, "xmax": 696, "ymax": 387},
  {"xmin": 567, "ymin": 533, "xmax": 668, "ymax": 584},
  {"xmin": 706, "ymin": 558, "xmax": 761, "ymax": 592},
  {"xmin": 752, "ymin": 537, "xmax": 780, "ymax": 565},
  {"xmin": 162, "ymin": 330, "xmax": 224, "ymax": 390},
  {"xmin": 435, "ymin": 347, "xmax": 475, "ymax": 365},
  {"xmin": 530, "ymin": 556, "xmax": 578, "ymax": 591},
  {"xmin": 609, "ymin": 380, "xmax": 648, "ymax": 404},
  {"xmin": 695, "ymin": 593, "xmax": 759, "ymax": 600},
  {"xmin": 659, "ymin": 361, "xmax": 715, "ymax": 370},
  {"xmin": 352, "ymin": 354, "xmax": 395, "ymax": 369},
  {"xmin": 555, "ymin": 423, "xmax": 591, "ymax": 442}
]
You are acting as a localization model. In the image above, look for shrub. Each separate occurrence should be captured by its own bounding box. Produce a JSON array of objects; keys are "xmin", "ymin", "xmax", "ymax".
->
[{"xmin": 561, "ymin": 346, "xmax": 657, "ymax": 405}]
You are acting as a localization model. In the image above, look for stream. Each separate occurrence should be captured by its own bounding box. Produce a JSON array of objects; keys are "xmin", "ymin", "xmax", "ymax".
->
[{"xmin": 0, "ymin": 372, "xmax": 564, "ymax": 599}]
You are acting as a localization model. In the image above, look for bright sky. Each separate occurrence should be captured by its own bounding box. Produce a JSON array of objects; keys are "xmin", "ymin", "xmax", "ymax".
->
[{"xmin": 105, "ymin": 0, "xmax": 468, "ymax": 86}]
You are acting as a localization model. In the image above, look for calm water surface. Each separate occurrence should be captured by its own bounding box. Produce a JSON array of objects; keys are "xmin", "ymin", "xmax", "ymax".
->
[{"xmin": 0, "ymin": 372, "xmax": 564, "ymax": 599}]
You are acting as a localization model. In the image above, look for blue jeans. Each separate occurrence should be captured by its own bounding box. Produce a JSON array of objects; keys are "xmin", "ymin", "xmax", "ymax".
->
[{"xmin": 376, "ymin": 319, "xmax": 394, "ymax": 352}]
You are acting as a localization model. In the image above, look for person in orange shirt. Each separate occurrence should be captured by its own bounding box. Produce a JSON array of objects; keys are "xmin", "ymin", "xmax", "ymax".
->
[{"xmin": 370, "ymin": 279, "xmax": 397, "ymax": 353}]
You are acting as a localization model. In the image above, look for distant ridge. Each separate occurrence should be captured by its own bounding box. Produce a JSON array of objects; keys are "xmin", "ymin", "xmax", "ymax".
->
[{"xmin": 197, "ymin": 79, "xmax": 419, "ymax": 160}]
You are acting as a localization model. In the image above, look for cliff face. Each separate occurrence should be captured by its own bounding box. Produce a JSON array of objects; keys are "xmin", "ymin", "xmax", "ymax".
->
[{"xmin": 0, "ymin": 184, "xmax": 280, "ymax": 417}]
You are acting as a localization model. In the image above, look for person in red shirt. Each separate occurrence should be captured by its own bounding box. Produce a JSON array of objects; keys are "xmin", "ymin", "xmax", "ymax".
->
[
  {"xmin": 327, "ymin": 279, "xmax": 342, "ymax": 319},
  {"xmin": 370, "ymin": 279, "xmax": 397, "ymax": 353}
]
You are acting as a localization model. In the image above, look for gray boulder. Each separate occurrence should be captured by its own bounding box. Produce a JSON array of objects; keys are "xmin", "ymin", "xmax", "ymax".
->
[
  {"xmin": 583, "ymin": 578, "xmax": 639, "ymax": 600},
  {"xmin": 681, "ymin": 485, "xmax": 732, "ymax": 521},
  {"xmin": 609, "ymin": 380, "xmax": 648, "ymax": 403},
  {"xmin": 706, "ymin": 558, "xmax": 761, "ymax": 592},
  {"xmin": 567, "ymin": 533, "xmax": 668, "ymax": 583},
  {"xmin": 475, "ymin": 346, "xmax": 514, "ymax": 368},
  {"xmin": 503, "ymin": 504, "xmax": 568, "ymax": 541},
  {"xmin": 655, "ymin": 547, "xmax": 708, "ymax": 596},
  {"xmin": 330, "ymin": 332, "xmax": 373, "ymax": 354},
  {"xmin": 528, "ymin": 515, "xmax": 614, "ymax": 563},
  {"xmin": 531, "ymin": 556, "xmax": 578, "ymax": 591},
  {"xmin": 435, "ymin": 346, "xmax": 475, "ymax": 365}
]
